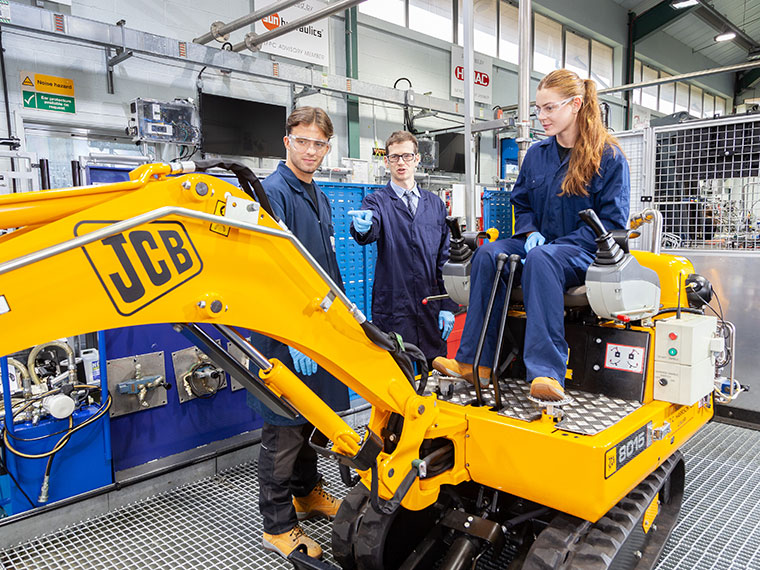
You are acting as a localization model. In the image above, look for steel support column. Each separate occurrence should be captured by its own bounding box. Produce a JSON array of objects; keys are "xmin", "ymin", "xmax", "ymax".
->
[
  {"xmin": 632, "ymin": 0, "xmax": 696, "ymax": 43},
  {"xmin": 516, "ymin": 0, "xmax": 532, "ymax": 168},
  {"xmin": 463, "ymin": 0, "xmax": 476, "ymax": 230},
  {"xmin": 345, "ymin": 6, "xmax": 360, "ymax": 158}
]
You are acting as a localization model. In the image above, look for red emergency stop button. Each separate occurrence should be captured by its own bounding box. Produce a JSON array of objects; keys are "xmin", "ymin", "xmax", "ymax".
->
[{"xmin": 668, "ymin": 332, "xmax": 678, "ymax": 340}]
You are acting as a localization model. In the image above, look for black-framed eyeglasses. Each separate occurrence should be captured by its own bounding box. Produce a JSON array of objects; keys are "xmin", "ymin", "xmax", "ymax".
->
[{"xmin": 387, "ymin": 153, "xmax": 417, "ymax": 163}]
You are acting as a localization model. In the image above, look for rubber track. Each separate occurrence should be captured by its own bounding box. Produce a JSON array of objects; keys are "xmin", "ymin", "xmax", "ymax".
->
[{"xmin": 523, "ymin": 450, "xmax": 684, "ymax": 570}]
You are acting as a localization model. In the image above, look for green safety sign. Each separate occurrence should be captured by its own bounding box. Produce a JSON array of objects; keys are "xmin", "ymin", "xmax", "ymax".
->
[{"xmin": 22, "ymin": 90, "xmax": 75, "ymax": 114}]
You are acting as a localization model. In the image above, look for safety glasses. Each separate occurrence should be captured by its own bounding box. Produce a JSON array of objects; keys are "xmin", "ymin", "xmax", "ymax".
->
[
  {"xmin": 288, "ymin": 134, "xmax": 331, "ymax": 153},
  {"xmin": 533, "ymin": 96, "xmax": 578, "ymax": 117}
]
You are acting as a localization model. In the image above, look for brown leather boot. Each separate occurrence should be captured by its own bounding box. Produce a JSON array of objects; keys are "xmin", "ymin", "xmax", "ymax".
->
[
  {"xmin": 262, "ymin": 524, "xmax": 322, "ymax": 558},
  {"xmin": 293, "ymin": 479, "xmax": 342, "ymax": 521},
  {"xmin": 530, "ymin": 377, "xmax": 565, "ymax": 401},
  {"xmin": 432, "ymin": 357, "xmax": 492, "ymax": 385}
]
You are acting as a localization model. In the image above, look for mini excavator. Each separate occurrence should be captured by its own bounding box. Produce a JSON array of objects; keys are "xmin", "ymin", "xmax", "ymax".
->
[{"xmin": 0, "ymin": 161, "xmax": 741, "ymax": 569}]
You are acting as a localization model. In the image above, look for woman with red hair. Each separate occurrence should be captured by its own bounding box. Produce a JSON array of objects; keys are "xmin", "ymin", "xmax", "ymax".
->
[{"xmin": 434, "ymin": 69, "xmax": 630, "ymax": 401}]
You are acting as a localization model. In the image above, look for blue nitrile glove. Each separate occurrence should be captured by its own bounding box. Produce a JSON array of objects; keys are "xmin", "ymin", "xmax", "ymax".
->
[
  {"xmin": 438, "ymin": 310, "xmax": 456, "ymax": 340},
  {"xmin": 522, "ymin": 231, "xmax": 546, "ymax": 264},
  {"xmin": 348, "ymin": 209, "xmax": 373, "ymax": 234},
  {"xmin": 288, "ymin": 347, "xmax": 318, "ymax": 376}
]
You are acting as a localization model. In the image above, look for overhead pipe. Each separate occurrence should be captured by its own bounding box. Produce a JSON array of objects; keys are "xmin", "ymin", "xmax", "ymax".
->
[
  {"xmin": 231, "ymin": 0, "xmax": 367, "ymax": 53},
  {"xmin": 597, "ymin": 59, "xmax": 760, "ymax": 96},
  {"xmin": 193, "ymin": 0, "xmax": 303, "ymax": 45},
  {"xmin": 517, "ymin": 0, "xmax": 532, "ymax": 167},
  {"xmin": 491, "ymin": 58, "xmax": 760, "ymax": 122}
]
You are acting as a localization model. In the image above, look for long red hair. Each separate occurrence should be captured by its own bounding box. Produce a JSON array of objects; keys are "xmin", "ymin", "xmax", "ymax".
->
[{"xmin": 537, "ymin": 69, "xmax": 622, "ymax": 197}]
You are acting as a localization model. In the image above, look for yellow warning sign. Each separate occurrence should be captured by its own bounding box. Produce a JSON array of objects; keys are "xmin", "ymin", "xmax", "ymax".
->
[
  {"xmin": 209, "ymin": 200, "xmax": 230, "ymax": 237},
  {"xmin": 20, "ymin": 71, "xmax": 75, "ymax": 96}
]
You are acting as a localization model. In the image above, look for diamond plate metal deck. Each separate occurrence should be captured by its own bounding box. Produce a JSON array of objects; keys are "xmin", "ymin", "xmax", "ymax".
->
[
  {"xmin": 2, "ymin": 422, "xmax": 759, "ymax": 569},
  {"xmin": 425, "ymin": 374, "xmax": 641, "ymax": 435}
]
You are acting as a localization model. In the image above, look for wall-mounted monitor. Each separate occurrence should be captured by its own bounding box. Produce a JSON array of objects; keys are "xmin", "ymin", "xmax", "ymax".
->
[
  {"xmin": 434, "ymin": 132, "xmax": 465, "ymax": 174},
  {"xmin": 200, "ymin": 93, "xmax": 286, "ymax": 159}
]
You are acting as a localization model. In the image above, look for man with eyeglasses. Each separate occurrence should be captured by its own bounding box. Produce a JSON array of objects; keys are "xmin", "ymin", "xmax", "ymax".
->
[
  {"xmin": 248, "ymin": 106, "xmax": 348, "ymax": 561},
  {"xmin": 349, "ymin": 131, "xmax": 458, "ymax": 367}
]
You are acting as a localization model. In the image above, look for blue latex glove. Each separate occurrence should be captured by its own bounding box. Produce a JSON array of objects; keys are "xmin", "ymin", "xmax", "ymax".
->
[
  {"xmin": 348, "ymin": 209, "xmax": 373, "ymax": 234},
  {"xmin": 438, "ymin": 310, "xmax": 456, "ymax": 340},
  {"xmin": 288, "ymin": 346, "xmax": 318, "ymax": 376},
  {"xmin": 522, "ymin": 231, "xmax": 546, "ymax": 264}
]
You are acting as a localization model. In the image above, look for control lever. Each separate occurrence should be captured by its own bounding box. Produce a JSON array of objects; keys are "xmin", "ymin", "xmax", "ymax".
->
[
  {"xmin": 446, "ymin": 216, "xmax": 472, "ymax": 263},
  {"xmin": 579, "ymin": 208, "xmax": 624, "ymax": 266}
]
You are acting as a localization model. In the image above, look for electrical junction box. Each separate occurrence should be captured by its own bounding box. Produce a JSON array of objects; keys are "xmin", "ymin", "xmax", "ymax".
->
[
  {"xmin": 653, "ymin": 314, "xmax": 718, "ymax": 405},
  {"xmin": 128, "ymin": 98, "xmax": 200, "ymax": 145}
]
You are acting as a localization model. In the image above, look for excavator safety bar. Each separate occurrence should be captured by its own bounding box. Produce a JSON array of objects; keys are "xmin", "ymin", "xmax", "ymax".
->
[{"xmin": 0, "ymin": 205, "xmax": 367, "ymax": 327}]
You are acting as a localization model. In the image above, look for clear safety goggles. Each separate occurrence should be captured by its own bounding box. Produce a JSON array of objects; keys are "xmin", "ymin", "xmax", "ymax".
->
[
  {"xmin": 288, "ymin": 134, "xmax": 331, "ymax": 153},
  {"xmin": 533, "ymin": 96, "xmax": 579, "ymax": 117}
]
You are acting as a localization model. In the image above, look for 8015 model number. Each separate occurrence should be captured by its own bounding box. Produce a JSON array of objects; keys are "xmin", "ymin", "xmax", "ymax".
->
[{"xmin": 605, "ymin": 422, "xmax": 653, "ymax": 478}]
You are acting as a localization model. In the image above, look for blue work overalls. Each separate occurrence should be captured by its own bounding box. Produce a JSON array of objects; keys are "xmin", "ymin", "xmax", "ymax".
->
[
  {"xmin": 250, "ymin": 161, "xmax": 351, "ymax": 536},
  {"xmin": 457, "ymin": 138, "xmax": 630, "ymax": 384},
  {"xmin": 351, "ymin": 183, "xmax": 459, "ymax": 360}
]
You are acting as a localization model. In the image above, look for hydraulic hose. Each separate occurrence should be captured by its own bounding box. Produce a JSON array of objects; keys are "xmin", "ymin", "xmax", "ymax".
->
[
  {"xmin": 3, "ymin": 394, "xmax": 111, "ymax": 459},
  {"xmin": 27, "ymin": 341, "xmax": 76, "ymax": 386},
  {"xmin": 7, "ymin": 357, "xmax": 30, "ymax": 396}
]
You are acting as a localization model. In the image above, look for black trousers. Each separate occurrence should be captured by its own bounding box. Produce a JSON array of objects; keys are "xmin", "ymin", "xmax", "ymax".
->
[{"xmin": 258, "ymin": 422, "xmax": 322, "ymax": 534}]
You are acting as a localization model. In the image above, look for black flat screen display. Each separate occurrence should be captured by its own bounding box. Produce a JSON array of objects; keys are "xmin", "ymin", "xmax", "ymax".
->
[
  {"xmin": 435, "ymin": 132, "xmax": 465, "ymax": 173},
  {"xmin": 200, "ymin": 93, "xmax": 286, "ymax": 159}
]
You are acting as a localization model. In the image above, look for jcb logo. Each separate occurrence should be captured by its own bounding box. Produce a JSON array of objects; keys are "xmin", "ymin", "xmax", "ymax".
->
[{"xmin": 76, "ymin": 221, "xmax": 203, "ymax": 316}]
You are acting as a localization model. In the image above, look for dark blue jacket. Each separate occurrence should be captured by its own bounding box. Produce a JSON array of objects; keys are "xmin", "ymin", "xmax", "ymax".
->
[
  {"xmin": 351, "ymin": 183, "xmax": 458, "ymax": 360},
  {"xmin": 247, "ymin": 162, "xmax": 349, "ymax": 425},
  {"xmin": 511, "ymin": 137, "xmax": 630, "ymax": 252}
]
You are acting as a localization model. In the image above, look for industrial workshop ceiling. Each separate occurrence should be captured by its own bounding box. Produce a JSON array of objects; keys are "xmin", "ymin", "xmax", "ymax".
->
[{"xmin": 614, "ymin": 0, "xmax": 760, "ymax": 66}]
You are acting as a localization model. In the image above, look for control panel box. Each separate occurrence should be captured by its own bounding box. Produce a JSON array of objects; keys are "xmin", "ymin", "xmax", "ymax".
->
[
  {"xmin": 128, "ymin": 98, "xmax": 200, "ymax": 145},
  {"xmin": 653, "ymin": 314, "xmax": 717, "ymax": 363},
  {"xmin": 653, "ymin": 314, "xmax": 718, "ymax": 405}
]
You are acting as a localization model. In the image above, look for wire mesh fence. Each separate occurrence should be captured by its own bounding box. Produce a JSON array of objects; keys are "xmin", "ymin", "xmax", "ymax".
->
[{"xmin": 625, "ymin": 114, "xmax": 760, "ymax": 251}]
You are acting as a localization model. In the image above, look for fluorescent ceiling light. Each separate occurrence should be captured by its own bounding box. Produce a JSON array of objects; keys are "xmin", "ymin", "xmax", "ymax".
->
[
  {"xmin": 671, "ymin": 0, "xmax": 699, "ymax": 8},
  {"xmin": 715, "ymin": 31, "xmax": 737, "ymax": 42}
]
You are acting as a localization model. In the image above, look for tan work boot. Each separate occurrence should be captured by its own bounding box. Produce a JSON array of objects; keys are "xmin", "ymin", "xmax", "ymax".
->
[
  {"xmin": 432, "ymin": 357, "xmax": 492, "ymax": 385},
  {"xmin": 262, "ymin": 524, "xmax": 322, "ymax": 559},
  {"xmin": 530, "ymin": 377, "xmax": 565, "ymax": 401},
  {"xmin": 293, "ymin": 479, "xmax": 342, "ymax": 521}
]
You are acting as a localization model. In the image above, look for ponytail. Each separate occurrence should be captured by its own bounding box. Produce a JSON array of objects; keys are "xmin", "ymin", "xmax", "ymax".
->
[{"xmin": 538, "ymin": 70, "xmax": 622, "ymax": 197}]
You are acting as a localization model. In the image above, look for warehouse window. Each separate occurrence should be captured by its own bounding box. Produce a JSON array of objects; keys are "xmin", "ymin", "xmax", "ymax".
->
[
  {"xmin": 565, "ymin": 30, "xmax": 589, "ymax": 79},
  {"xmin": 534, "ymin": 13, "xmax": 562, "ymax": 74},
  {"xmin": 359, "ymin": 0, "xmax": 406, "ymax": 27},
  {"xmin": 702, "ymin": 93, "xmax": 714, "ymax": 118},
  {"xmin": 641, "ymin": 64, "xmax": 658, "ymax": 110},
  {"xmin": 715, "ymin": 96, "xmax": 727, "ymax": 115},
  {"xmin": 410, "ymin": 0, "xmax": 453, "ymax": 42},
  {"xmin": 690, "ymin": 85, "xmax": 703, "ymax": 117},
  {"xmin": 498, "ymin": 2, "xmax": 519, "ymax": 64},
  {"xmin": 458, "ymin": 0, "xmax": 497, "ymax": 56},
  {"xmin": 675, "ymin": 82, "xmax": 689, "ymax": 113},
  {"xmin": 659, "ymin": 72, "xmax": 674, "ymax": 115},
  {"xmin": 590, "ymin": 40, "xmax": 613, "ymax": 90}
]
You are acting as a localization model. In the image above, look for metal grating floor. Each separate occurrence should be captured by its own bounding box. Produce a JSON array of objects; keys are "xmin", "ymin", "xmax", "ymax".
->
[{"xmin": 1, "ymin": 421, "xmax": 760, "ymax": 569}]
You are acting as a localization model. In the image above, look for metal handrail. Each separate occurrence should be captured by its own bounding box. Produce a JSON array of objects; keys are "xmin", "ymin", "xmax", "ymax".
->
[{"xmin": 630, "ymin": 208, "xmax": 663, "ymax": 254}]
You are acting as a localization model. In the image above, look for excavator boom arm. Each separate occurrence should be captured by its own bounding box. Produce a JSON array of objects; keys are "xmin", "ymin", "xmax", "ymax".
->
[{"xmin": 0, "ymin": 162, "xmax": 424, "ymax": 471}]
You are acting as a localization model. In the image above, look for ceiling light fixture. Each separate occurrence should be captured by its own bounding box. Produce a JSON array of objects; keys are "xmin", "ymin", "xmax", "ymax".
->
[
  {"xmin": 714, "ymin": 31, "xmax": 737, "ymax": 42},
  {"xmin": 671, "ymin": 0, "xmax": 699, "ymax": 8}
]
